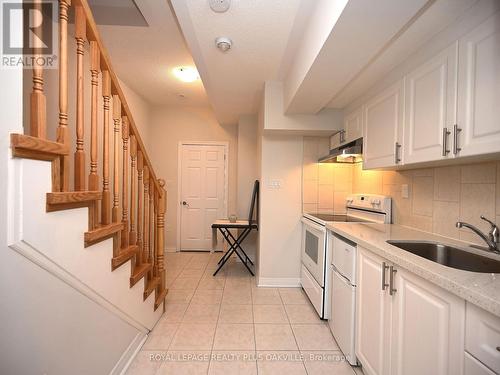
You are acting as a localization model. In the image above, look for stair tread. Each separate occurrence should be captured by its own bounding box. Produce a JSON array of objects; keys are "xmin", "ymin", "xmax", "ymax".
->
[
  {"xmin": 111, "ymin": 245, "xmax": 139, "ymax": 270},
  {"xmin": 11, "ymin": 133, "xmax": 69, "ymax": 161},
  {"xmin": 47, "ymin": 191, "xmax": 102, "ymax": 204},
  {"xmin": 130, "ymin": 262, "xmax": 152, "ymax": 287},
  {"xmin": 85, "ymin": 222, "xmax": 124, "ymax": 246},
  {"xmin": 143, "ymin": 276, "xmax": 160, "ymax": 300},
  {"xmin": 154, "ymin": 288, "xmax": 168, "ymax": 311}
]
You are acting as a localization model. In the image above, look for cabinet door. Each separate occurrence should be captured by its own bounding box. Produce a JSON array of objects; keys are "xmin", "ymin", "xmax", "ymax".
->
[
  {"xmin": 363, "ymin": 80, "xmax": 404, "ymax": 169},
  {"xmin": 356, "ymin": 247, "xmax": 392, "ymax": 375},
  {"xmin": 404, "ymin": 43, "xmax": 458, "ymax": 164},
  {"xmin": 457, "ymin": 13, "xmax": 500, "ymax": 157},
  {"xmin": 344, "ymin": 107, "xmax": 363, "ymax": 143},
  {"xmin": 390, "ymin": 267, "xmax": 465, "ymax": 375}
]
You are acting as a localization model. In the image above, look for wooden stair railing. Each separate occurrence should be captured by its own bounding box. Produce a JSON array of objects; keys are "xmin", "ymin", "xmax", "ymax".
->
[{"xmin": 10, "ymin": 0, "xmax": 167, "ymax": 312}]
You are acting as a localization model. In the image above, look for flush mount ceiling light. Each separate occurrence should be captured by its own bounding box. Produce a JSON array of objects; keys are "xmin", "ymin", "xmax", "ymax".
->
[
  {"xmin": 172, "ymin": 66, "xmax": 199, "ymax": 82},
  {"xmin": 215, "ymin": 36, "xmax": 232, "ymax": 52},
  {"xmin": 209, "ymin": 0, "xmax": 230, "ymax": 13}
]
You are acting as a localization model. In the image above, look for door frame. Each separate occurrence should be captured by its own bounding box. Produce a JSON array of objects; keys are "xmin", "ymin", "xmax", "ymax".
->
[{"xmin": 176, "ymin": 141, "xmax": 229, "ymax": 252}]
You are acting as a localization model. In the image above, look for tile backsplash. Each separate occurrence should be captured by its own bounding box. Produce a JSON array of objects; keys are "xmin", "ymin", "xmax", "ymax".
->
[{"xmin": 303, "ymin": 137, "xmax": 500, "ymax": 246}]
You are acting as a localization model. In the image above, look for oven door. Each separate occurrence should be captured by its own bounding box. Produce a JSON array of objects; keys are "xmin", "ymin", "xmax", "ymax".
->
[{"xmin": 301, "ymin": 217, "xmax": 326, "ymax": 286}]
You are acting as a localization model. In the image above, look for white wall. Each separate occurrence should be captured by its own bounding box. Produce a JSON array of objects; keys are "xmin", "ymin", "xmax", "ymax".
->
[
  {"xmin": 264, "ymin": 81, "xmax": 343, "ymax": 134},
  {"xmin": 258, "ymin": 133, "xmax": 303, "ymax": 286},
  {"xmin": 148, "ymin": 106, "xmax": 238, "ymax": 251}
]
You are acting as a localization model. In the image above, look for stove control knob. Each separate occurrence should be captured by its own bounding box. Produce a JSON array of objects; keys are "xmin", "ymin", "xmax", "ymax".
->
[{"xmin": 372, "ymin": 199, "xmax": 381, "ymax": 206}]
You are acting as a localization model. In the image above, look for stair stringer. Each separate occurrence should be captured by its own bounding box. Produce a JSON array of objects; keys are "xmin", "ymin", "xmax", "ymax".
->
[{"xmin": 16, "ymin": 158, "xmax": 162, "ymax": 330}]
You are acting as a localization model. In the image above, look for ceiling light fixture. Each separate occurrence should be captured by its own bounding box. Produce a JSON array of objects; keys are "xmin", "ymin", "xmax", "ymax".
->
[
  {"xmin": 215, "ymin": 37, "xmax": 232, "ymax": 52},
  {"xmin": 172, "ymin": 66, "xmax": 199, "ymax": 82},
  {"xmin": 209, "ymin": 0, "xmax": 231, "ymax": 13}
]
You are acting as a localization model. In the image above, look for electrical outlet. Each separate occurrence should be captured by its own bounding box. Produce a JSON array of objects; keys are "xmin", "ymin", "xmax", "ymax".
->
[
  {"xmin": 401, "ymin": 184, "xmax": 409, "ymax": 199},
  {"xmin": 268, "ymin": 179, "xmax": 282, "ymax": 189}
]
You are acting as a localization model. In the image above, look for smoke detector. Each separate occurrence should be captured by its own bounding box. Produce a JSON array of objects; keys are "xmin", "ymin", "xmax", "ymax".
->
[
  {"xmin": 209, "ymin": 0, "xmax": 230, "ymax": 13},
  {"xmin": 215, "ymin": 37, "xmax": 232, "ymax": 52}
]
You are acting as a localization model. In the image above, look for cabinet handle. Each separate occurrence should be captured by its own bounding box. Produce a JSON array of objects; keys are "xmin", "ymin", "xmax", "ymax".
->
[
  {"xmin": 453, "ymin": 124, "xmax": 462, "ymax": 155},
  {"xmin": 340, "ymin": 130, "xmax": 346, "ymax": 143},
  {"xmin": 394, "ymin": 142, "xmax": 401, "ymax": 164},
  {"xmin": 389, "ymin": 266, "xmax": 397, "ymax": 295},
  {"xmin": 442, "ymin": 127, "xmax": 450, "ymax": 156},
  {"xmin": 381, "ymin": 262, "xmax": 389, "ymax": 290}
]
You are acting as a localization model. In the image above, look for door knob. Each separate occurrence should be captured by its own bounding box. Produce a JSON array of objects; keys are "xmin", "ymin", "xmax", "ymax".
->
[{"xmin": 182, "ymin": 201, "xmax": 189, "ymax": 207}]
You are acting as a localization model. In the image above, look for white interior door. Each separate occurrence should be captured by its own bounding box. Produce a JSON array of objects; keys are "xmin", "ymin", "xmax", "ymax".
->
[{"xmin": 180, "ymin": 144, "xmax": 226, "ymax": 251}]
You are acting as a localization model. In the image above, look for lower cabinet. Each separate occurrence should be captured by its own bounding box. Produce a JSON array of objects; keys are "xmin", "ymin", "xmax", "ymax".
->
[{"xmin": 356, "ymin": 246, "xmax": 466, "ymax": 375}]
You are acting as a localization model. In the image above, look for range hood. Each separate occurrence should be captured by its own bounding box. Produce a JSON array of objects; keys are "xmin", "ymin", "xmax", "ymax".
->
[{"xmin": 318, "ymin": 138, "xmax": 363, "ymax": 164}]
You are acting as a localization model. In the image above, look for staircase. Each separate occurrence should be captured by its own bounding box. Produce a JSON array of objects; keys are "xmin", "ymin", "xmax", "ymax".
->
[{"xmin": 10, "ymin": 0, "xmax": 167, "ymax": 322}]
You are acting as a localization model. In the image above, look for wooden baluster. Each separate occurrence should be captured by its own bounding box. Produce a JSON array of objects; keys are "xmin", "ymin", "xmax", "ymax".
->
[
  {"xmin": 137, "ymin": 150, "xmax": 144, "ymax": 265},
  {"xmin": 89, "ymin": 41, "xmax": 100, "ymax": 194},
  {"xmin": 157, "ymin": 179, "xmax": 166, "ymax": 293},
  {"xmin": 74, "ymin": 6, "xmax": 86, "ymax": 191},
  {"xmin": 30, "ymin": 0, "xmax": 46, "ymax": 139},
  {"xmin": 129, "ymin": 135, "xmax": 137, "ymax": 248},
  {"xmin": 57, "ymin": 0, "xmax": 71, "ymax": 191},
  {"xmin": 143, "ymin": 166, "xmax": 150, "ymax": 264},
  {"xmin": 121, "ymin": 116, "xmax": 130, "ymax": 249},
  {"xmin": 149, "ymin": 178, "xmax": 155, "ymax": 273},
  {"xmin": 101, "ymin": 71, "xmax": 111, "ymax": 225},
  {"xmin": 112, "ymin": 95, "xmax": 121, "ymax": 223}
]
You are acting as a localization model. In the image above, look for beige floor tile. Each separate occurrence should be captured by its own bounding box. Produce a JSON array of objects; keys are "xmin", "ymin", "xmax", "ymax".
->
[
  {"xmin": 302, "ymin": 351, "xmax": 356, "ymax": 375},
  {"xmin": 257, "ymin": 351, "xmax": 307, "ymax": 375},
  {"xmin": 253, "ymin": 304, "xmax": 288, "ymax": 324},
  {"xmin": 156, "ymin": 351, "xmax": 210, "ymax": 375},
  {"xmin": 170, "ymin": 277, "xmax": 201, "ymax": 290},
  {"xmin": 219, "ymin": 304, "xmax": 253, "ymax": 324},
  {"xmin": 213, "ymin": 323, "xmax": 256, "ymax": 350},
  {"xmin": 162, "ymin": 304, "xmax": 188, "ymax": 323},
  {"xmin": 183, "ymin": 303, "xmax": 220, "ymax": 323},
  {"xmin": 292, "ymin": 324, "xmax": 338, "ymax": 351},
  {"xmin": 254, "ymin": 324, "xmax": 298, "ymax": 350},
  {"xmin": 223, "ymin": 288, "xmax": 252, "ymax": 304},
  {"xmin": 178, "ymin": 268, "xmax": 205, "ymax": 278},
  {"xmin": 209, "ymin": 351, "xmax": 257, "ymax": 375},
  {"xmin": 169, "ymin": 323, "xmax": 216, "ymax": 350},
  {"xmin": 285, "ymin": 304, "xmax": 323, "ymax": 324},
  {"xmin": 279, "ymin": 288, "xmax": 309, "ymax": 305},
  {"xmin": 126, "ymin": 351, "xmax": 162, "ymax": 375},
  {"xmin": 197, "ymin": 276, "xmax": 225, "ymax": 290},
  {"xmin": 251, "ymin": 288, "xmax": 282, "ymax": 305},
  {"xmin": 165, "ymin": 289, "xmax": 195, "ymax": 304},
  {"xmin": 142, "ymin": 322, "xmax": 178, "ymax": 350},
  {"xmin": 191, "ymin": 289, "xmax": 223, "ymax": 305}
]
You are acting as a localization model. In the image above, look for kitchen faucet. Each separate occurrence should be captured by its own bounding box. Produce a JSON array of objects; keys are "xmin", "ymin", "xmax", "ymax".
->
[{"xmin": 456, "ymin": 216, "xmax": 500, "ymax": 254}]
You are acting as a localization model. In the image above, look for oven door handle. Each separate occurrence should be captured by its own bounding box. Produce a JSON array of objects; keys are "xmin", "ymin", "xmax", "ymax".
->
[{"xmin": 301, "ymin": 217, "xmax": 327, "ymax": 233}]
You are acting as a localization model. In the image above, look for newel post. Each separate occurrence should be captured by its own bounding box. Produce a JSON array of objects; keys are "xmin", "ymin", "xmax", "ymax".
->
[{"xmin": 157, "ymin": 179, "xmax": 166, "ymax": 292}]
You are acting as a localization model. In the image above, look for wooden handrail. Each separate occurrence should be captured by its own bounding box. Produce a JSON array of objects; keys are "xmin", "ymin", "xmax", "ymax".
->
[
  {"xmin": 73, "ymin": 0, "xmax": 160, "ymax": 192},
  {"xmin": 12, "ymin": 0, "xmax": 167, "ymax": 311}
]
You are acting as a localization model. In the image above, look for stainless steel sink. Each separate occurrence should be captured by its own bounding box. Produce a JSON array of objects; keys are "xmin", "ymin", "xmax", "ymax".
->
[{"xmin": 386, "ymin": 240, "xmax": 500, "ymax": 273}]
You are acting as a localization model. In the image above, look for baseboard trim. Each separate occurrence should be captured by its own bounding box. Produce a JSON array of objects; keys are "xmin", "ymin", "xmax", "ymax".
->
[
  {"xmin": 113, "ymin": 332, "xmax": 148, "ymax": 375},
  {"xmin": 257, "ymin": 277, "xmax": 301, "ymax": 287}
]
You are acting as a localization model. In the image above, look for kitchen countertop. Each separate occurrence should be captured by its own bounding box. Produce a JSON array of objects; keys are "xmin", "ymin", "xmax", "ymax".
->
[{"xmin": 326, "ymin": 222, "xmax": 500, "ymax": 318}]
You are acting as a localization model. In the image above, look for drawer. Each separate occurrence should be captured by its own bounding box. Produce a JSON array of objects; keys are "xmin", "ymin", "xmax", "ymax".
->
[
  {"xmin": 464, "ymin": 352, "xmax": 496, "ymax": 375},
  {"xmin": 301, "ymin": 265, "xmax": 323, "ymax": 318},
  {"xmin": 466, "ymin": 303, "xmax": 500, "ymax": 374}
]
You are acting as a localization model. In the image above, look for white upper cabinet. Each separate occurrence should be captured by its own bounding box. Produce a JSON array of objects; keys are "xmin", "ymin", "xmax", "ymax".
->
[
  {"xmin": 403, "ymin": 43, "xmax": 458, "ymax": 164},
  {"xmin": 363, "ymin": 80, "xmax": 404, "ymax": 169},
  {"xmin": 456, "ymin": 13, "xmax": 500, "ymax": 157},
  {"xmin": 344, "ymin": 107, "xmax": 363, "ymax": 144}
]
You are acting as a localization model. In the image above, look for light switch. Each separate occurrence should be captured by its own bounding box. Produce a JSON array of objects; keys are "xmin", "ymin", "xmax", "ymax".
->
[{"xmin": 401, "ymin": 184, "xmax": 409, "ymax": 199}]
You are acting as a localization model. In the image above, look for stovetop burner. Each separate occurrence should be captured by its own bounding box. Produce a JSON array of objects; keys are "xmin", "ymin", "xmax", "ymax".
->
[{"xmin": 306, "ymin": 213, "xmax": 369, "ymax": 224}]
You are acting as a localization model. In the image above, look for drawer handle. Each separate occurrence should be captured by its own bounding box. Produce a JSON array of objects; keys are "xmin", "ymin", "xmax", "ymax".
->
[{"xmin": 381, "ymin": 262, "xmax": 389, "ymax": 291}]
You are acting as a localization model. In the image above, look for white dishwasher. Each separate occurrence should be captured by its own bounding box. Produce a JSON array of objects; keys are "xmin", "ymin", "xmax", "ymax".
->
[{"xmin": 329, "ymin": 232, "xmax": 358, "ymax": 366}]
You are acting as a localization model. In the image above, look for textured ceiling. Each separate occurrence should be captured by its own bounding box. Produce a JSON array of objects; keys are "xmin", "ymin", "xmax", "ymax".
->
[
  {"xmin": 171, "ymin": 0, "xmax": 313, "ymax": 124},
  {"xmin": 96, "ymin": 0, "xmax": 210, "ymax": 108}
]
